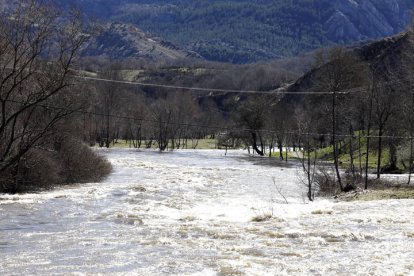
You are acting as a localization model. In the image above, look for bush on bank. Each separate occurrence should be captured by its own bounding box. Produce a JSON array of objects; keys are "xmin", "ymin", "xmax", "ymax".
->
[{"xmin": 0, "ymin": 138, "xmax": 112, "ymax": 194}]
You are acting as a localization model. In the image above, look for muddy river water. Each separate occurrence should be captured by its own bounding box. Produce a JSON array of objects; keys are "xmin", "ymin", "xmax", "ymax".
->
[{"xmin": 1, "ymin": 149, "xmax": 414, "ymax": 275}]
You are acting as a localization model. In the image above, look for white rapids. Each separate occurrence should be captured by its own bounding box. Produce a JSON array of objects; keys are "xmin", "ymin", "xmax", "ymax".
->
[{"xmin": 1, "ymin": 149, "xmax": 414, "ymax": 275}]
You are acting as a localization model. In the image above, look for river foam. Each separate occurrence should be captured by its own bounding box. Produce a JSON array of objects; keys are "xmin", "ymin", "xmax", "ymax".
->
[{"xmin": 0, "ymin": 149, "xmax": 413, "ymax": 275}]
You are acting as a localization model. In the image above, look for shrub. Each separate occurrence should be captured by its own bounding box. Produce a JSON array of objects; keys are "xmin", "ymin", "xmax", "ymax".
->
[
  {"xmin": 19, "ymin": 150, "xmax": 63, "ymax": 190},
  {"xmin": 314, "ymin": 166, "xmax": 338, "ymax": 196},
  {"xmin": 0, "ymin": 138, "xmax": 112, "ymax": 193},
  {"xmin": 59, "ymin": 139, "xmax": 112, "ymax": 184},
  {"xmin": 0, "ymin": 150, "xmax": 62, "ymax": 193}
]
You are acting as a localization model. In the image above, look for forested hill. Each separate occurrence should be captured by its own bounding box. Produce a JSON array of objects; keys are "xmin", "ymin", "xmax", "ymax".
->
[{"xmin": 60, "ymin": 0, "xmax": 414, "ymax": 63}]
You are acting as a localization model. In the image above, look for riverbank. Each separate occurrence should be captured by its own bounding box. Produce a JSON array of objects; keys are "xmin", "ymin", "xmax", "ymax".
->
[{"xmin": 335, "ymin": 186, "xmax": 414, "ymax": 202}]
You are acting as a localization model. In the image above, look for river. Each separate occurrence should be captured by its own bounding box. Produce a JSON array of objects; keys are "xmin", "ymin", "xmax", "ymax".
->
[{"xmin": 1, "ymin": 149, "xmax": 414, "ymax": 275}]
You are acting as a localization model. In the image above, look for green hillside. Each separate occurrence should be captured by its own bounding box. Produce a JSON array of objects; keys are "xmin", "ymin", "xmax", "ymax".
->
[{"xmin": 112, "ymin": 0, "xmax": 334, "ymax": 62}]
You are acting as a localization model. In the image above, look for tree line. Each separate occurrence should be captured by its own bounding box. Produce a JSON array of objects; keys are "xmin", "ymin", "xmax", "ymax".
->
[
  {"xmin": 3, "ymin": 0, "xmax": 414, "ymax": 198},
  {"xmin": 0, "ymin": 1, "xmax": 111, "ymax": 193},
  {"xmin": 75, "ymin": 29, "xmax": 414, "ymax": 202}
]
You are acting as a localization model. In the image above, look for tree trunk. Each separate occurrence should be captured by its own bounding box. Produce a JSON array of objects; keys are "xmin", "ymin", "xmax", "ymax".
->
[
  {"xmin": 349, "ymin": 125, "xmax": 355, "ymax": 177},
  {"xmin": 105, "ymin": 114, "xmax": 110, "ymax": 148},
  {"xmin": 409, "ymin": 135, "xmax": 413, "ymax": 185},
  {"xmin": 332, "ymin": 92, "xmax": 343, "ymax": 191},
  {"xmin": 278, "ymin": 142, "xmax": 284, "ymax": 161},
  {"xmin": 307, "ymin": 135, "xmax": 313, "ymax": 201},
  {"xmin": 388, "ymin": 139, "xmax": 398, "ymax": 171},
  {"xmin": 358, "ymin": 131, "xmax": 362, "ymax": 174},
  {"xmin": 285, "ymin": 143, "xmax": 288, "ymax": 163},
  {"xmin": 365, "ymin": 86, "xmax": 374, "ymax": 190},
  {"xmin": 137, "ymin": 127, "xmax": 142, "ymax": 148},
  {"xmin": 260, "ymin": 134, "xmax": 265, "ymax": 155},
  {"xmin": 251, "ymin": 132, "xmax": 264, "ymax": 156},
  {"xmin": 268, "ymin": 145, "xmax": 272, "ymax": 158},
  {"xmin": 376, "ymin": 126, "xmax": 383, "ymax": 179}
]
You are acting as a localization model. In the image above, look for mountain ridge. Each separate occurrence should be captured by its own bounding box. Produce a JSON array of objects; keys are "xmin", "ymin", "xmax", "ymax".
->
[{"xmin": 55, "ymin": 0, "xmax": 414, "ymax": 63}]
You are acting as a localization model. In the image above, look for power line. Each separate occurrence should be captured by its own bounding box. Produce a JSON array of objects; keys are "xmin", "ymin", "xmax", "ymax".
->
[
  {"xmin": 71, "ymin": 71, "xmax": 414, "ymax": 95},
  {"xmin": 7, "ymin": 65, "xmax": 414, "ymax": 96},
  {"xmin": 7, "ymin": 65, "xmax": 399, "ymax": 96},
  {"xmin": 72, "ymin": 74, "xmax": 359, "ymax": 95}
]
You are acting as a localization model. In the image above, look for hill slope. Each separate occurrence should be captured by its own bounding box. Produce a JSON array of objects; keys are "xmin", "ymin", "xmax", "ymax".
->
[
  {"xmin": 288, "ymin": 32, "xmax": 410, "ymax": 94},
  {"xmin": 82, "ymin": 23, "xmax": 200, "ymax": 61},
  {"xmin": 60, "ymin": 0, "xmax": 414, "ymax": 63}
]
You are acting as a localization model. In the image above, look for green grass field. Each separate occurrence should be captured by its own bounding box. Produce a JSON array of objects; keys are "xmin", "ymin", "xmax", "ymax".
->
[
  {"xmin": 292, "ymin": 131, "xmax": 397, "ymax": 170},
  {"xmin": 340, "ymin": 187, "xmax": 414, "ymax": 202}
]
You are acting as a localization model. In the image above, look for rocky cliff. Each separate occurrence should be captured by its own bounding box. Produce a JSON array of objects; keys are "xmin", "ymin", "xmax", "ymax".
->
[{"xmin": 326, "ymin": 0, "xmax": 413, "ymax": 42}]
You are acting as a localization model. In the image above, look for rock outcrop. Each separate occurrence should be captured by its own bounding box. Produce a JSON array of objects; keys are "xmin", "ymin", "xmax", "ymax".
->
[
  {"xmin": 326, "ymin": 0, "xmax": 412, "ymax": 42},
  {"xmin": 81, "ymin": 23, "xmax": 201, "ymax": 61}
]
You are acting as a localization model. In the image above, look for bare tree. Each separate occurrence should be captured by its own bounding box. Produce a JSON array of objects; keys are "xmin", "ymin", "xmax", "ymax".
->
[
  {"xmin": 295, "ymin": 107, "xmax": 318, "ymax": 201},
  {"xmin": 370, "ymin": 74, "xmax": 398, "ymax": 179},
  {"xmin": 0, "ymin": 1, "xmax": 87, "ymax": 181},
  {"xmin": 400, "ymin": 25, "xmax": 414, "ymax": 184},
  {"xmin": 312, "ymin": 47, "xmax": 366, "ymax": 191},
  {"xmin": 96, "ymin": 64, "xmax": 124, "ymax": 148},
  {"xmin": 150, "ymin": 98, "xmax": 175, "ymax": 151},
  {"xmin": 234, "ymin": 94, "xmax": 279, "ymax": 156}
]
